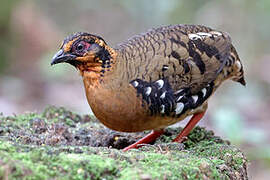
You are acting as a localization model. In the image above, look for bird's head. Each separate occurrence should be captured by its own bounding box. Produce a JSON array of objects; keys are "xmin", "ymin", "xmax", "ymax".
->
[{"xmin": 51, "ymin": 32, "xmax": 116, "ymax": 77}]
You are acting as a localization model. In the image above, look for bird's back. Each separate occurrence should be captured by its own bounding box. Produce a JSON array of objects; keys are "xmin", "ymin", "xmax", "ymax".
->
[
  {"xmin": 116, "ymin": 24, "xmax": 244, "ymax": 90},
  {"xmin": 112, "ymin": 24, "xmax": 245, "ymax": 118}
]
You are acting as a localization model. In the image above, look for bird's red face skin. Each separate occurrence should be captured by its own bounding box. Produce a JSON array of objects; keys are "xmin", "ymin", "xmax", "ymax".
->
[
  {"xmin": 71, "ymin": 40, "xmax": 92, "ymax": 57},
  {"xmin": 51, "ymin": 32, "xmax": 117, "ymax": 79}
]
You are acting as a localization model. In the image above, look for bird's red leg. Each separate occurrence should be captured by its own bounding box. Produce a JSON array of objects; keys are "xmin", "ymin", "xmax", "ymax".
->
[
  {"xmin": 123, "ymin": 112, "xmax": 205, "ymax": 151},
  {"xmin": 123, "ymin": 129, "xmax": 164, "ymax": 152},
  {"xmin": 173, "ymin": 112, "xmax": 205, "ymax": 143}
]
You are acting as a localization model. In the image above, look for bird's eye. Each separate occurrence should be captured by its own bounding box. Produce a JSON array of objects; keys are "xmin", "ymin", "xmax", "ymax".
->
[{"xmin": 76, "ymin": 43, "xmax": 84, "ymax": 51}]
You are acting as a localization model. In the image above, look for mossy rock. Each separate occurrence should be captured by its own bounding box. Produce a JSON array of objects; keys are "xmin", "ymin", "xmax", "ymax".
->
[{"xmin": 0, "ymin": 106, "xmax": 248, "ymax": 180}]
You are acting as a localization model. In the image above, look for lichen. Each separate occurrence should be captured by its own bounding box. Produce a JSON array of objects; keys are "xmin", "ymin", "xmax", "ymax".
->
[{"xmin": 0, "ymin": 106, "xmax": 248, "ymax": 180}]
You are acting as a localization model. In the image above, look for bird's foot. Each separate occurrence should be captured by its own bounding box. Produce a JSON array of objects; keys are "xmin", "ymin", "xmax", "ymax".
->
[{"xmin": 123, "ymin": 129, "xmax": 164, "ymax": 152}]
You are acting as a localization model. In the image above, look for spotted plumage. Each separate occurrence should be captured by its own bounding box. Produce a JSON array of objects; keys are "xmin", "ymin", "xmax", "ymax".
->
[
  {"xmin": 51, "ymin": 24, "xmax": 246, "ymax": 150},
  {"xmin": 130, "ymin": 78, "xmax": 214, "ymax": 118}
]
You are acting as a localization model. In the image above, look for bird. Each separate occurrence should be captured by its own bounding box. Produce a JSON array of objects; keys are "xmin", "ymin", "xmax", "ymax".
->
[{"xmin": 51, "ymin": 24, "xmax": 245, "ymax": 151}]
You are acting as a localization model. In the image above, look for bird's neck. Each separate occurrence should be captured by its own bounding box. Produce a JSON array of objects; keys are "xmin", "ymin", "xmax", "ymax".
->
[{"xmin": 79, "ymin": 46, "xmax": 121, "ymax": 86}]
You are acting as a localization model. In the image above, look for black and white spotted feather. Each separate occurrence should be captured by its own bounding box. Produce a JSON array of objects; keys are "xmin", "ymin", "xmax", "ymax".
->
[{"xmin": 130, "ymin": 78, "xmax": 214, "ymax": 117}]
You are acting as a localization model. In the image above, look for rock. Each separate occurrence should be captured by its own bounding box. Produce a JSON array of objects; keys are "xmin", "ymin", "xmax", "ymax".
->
[{"xmin": 0, "ymin": 106, "xmax": 248, "ymax": 179}]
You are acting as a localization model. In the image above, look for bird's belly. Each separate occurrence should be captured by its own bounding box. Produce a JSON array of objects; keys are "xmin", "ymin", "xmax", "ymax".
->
[{"xmin": 83, "ymin": 81, "xmax": 192, "ymax": 132}]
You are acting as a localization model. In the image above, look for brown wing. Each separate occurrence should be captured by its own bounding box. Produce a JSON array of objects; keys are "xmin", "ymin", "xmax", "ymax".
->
[{"xmin": 117, "ymin": 24, "xmax": 232, "ymax": 94}]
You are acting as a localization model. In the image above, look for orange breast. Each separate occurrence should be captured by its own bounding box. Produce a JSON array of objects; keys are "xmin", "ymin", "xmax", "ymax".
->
[{"xmin": 82, "ymin": 76, "xmax": 193, "ymax": 132}]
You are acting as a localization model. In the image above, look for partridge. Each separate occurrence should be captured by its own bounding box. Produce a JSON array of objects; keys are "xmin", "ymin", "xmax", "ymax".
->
[{"xmin": 51, "ymin": 24, "xmax": 245, "ymax": 151}]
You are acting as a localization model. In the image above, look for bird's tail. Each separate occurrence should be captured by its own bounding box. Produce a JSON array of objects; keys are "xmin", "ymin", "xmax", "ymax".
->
[{"xmin": 229, "ymin": 45, "xmax": 246, "ymax": 86}]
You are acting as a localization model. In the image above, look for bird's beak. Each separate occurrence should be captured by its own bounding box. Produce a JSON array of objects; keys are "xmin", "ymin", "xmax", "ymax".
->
[{"xmin": 51, "ymin": 50, "xmax": 76, "ymax": 66}]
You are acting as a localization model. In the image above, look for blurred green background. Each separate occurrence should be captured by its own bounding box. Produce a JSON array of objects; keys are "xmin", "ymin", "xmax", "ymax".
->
[{"xmin": 0, "ymin": 0, "xmax": 269, "ymax": 178}]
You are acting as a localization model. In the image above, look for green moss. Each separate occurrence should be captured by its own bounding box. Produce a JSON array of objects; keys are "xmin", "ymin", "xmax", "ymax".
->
[
  {"xmin": 0, "ymin": 141, "xmax": 119, "ymax": 180},
  {"xmin": 0, "ymin": 106, "xmax": 248, "ymax": 180}
]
